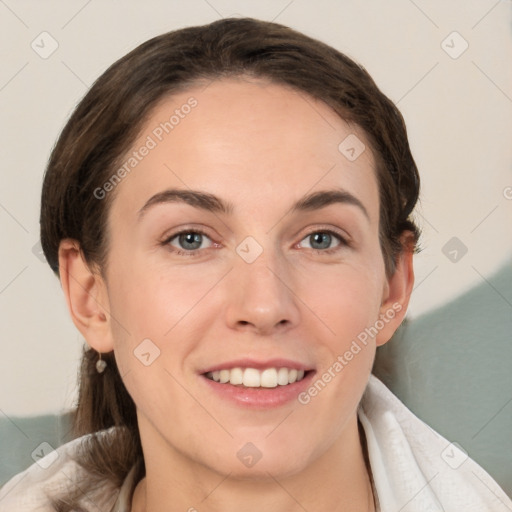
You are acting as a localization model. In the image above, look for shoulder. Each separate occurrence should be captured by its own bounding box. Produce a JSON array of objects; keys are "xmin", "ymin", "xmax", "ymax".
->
[
  {"xmin": 359, "ymin": 374, "xmax": 512, "ymax": 511},
  {"xmin": 0, "ymin": 429, "xmax": 120, "ymax": 512}
]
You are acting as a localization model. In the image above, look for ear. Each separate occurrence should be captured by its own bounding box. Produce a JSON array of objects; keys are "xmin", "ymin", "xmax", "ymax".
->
[
  {"xmin": 375, "ymin": 232, "xmax": 415, "ymax": 347},
  {"xmin": 58, "ymin": 239, "xmax": 114, "ymax": 353}
]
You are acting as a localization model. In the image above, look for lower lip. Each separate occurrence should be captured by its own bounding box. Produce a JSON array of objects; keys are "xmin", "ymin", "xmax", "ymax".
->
[{"xmin": 200, "ymin": 372, "xmax": 315, "ymax": 409}]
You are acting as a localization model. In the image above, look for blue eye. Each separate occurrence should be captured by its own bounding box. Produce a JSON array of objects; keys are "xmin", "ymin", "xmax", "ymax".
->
[
  {"xmin": 164, "ymin": 230, "xmax": 214, "ymax": 255},
  {"xmin": 299, "ymin": 230, "xmax": 346, "ymax": 253}
]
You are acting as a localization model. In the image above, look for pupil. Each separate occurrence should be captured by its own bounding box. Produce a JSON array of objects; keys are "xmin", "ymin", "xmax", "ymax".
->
[
  {"xmin": 311, "ymin": 232, "xmax": 331, "ymax": 249},
  {"xmin": 180, "ymin": 232, "xmax": 202, "ymax": 250}
]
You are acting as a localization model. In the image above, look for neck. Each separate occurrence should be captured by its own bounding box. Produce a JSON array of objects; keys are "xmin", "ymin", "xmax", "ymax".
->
[{"xmin": 131, "ymin": 415, "xmax": 375, "ymax": 512}]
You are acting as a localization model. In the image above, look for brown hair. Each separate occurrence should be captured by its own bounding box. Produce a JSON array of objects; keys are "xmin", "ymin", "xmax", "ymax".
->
[{"xmin": 40, "ymin": 17, "xmax": 420, "ymax": 510}]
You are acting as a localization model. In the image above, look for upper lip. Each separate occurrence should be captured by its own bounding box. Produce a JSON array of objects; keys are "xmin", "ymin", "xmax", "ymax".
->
[{"xmin": 200, "ymin": 358, "xmax": 314, "ymax": 374}]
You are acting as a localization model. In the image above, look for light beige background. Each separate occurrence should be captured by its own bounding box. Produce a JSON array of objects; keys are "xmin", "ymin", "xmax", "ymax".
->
[{"xmin": 1, "ymin": 0, "xmax": 511, "ymax": 415}]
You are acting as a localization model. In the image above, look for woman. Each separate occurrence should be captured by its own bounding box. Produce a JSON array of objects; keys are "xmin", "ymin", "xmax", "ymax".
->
[{"xmin": 0, "ymin": 17, "xmax": 510, "ymax": 512}]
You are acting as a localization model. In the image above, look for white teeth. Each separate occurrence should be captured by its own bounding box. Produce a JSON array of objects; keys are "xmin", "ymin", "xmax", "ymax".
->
[
  {"xmin": 277, "ymin": 367, "xmax": 289, "ymax": 385},
  {"xmin": 242, "ymin": 368, "xmax": 260, "ymax": 387},
  {"xmin": 260, "ymin": 368, "xmax": 278, "ymax": 388},
  {"xmin": 229, "ymin": 367, "xmax": 243, "ymax": 385},
  {"xmin": 206, "ymin": 367, "xmax": 307, "ymax": 387}
]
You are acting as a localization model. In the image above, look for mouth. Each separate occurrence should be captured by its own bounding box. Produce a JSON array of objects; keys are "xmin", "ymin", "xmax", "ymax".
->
[
  {"xmin": 204, "ymin": 367, "xmax": 309, "ymax": 388},
  {"xmin": 200, "ymin": 360, "xmax": 315, "ymax": 408}
]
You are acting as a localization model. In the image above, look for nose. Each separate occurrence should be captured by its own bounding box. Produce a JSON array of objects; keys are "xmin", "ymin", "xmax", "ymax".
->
[{"xmin": 224, "ymin": 249, "xmax": 301, "ymax": 336}]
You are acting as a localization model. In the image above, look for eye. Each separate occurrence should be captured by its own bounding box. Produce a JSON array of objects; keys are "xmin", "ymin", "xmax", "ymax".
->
[
  {"xmin": 298, "ymin": 230, "xmax": 347, "ymax": 253},
  {"xmin": 163, "ymin": 230, "xmax": 214, "ymax": 255}
]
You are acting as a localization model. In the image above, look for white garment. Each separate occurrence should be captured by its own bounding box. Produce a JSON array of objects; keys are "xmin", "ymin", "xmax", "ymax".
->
[{"xmin": 0, "ymin": 374, "xmax": 510, "ymax": 511}]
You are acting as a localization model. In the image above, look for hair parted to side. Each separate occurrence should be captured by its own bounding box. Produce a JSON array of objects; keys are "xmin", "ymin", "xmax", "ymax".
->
[{"xmin": 39, "ymin": 17, "xmax": 420, "ymax": 510}]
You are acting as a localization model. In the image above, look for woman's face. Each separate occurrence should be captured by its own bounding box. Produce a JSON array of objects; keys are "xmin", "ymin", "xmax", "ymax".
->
[{"xmin": 95, "ymin": 77, "xmax": 409, "ymax": 478}]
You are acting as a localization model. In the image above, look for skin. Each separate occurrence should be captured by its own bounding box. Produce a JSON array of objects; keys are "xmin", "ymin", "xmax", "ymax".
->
[{"xmin": 59, "ymin": 77, "xmax": 414, "ymax": 512}]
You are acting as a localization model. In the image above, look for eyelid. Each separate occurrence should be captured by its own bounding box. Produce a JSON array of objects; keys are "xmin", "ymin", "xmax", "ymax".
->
[{"xmin": 160, "ymin": 225, "xmax": 216, "ymax": 244}]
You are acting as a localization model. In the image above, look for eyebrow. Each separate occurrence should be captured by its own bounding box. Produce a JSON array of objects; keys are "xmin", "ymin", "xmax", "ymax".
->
[
  {"xmin": 138, "ymin": 189, "xmax": 235, "ymax": 219},
  {"xmin": 291, "ymin": 188, "xmax": 369, "ymax": 220},
  {"xmin": 137, "ymin": 188, "xmax": 369, "ymax": 221}
]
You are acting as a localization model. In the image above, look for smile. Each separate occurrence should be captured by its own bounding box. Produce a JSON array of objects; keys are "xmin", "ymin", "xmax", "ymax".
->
[{"xmin": 205, "ymin": 367, "xmax": 307, "ymax": 388}]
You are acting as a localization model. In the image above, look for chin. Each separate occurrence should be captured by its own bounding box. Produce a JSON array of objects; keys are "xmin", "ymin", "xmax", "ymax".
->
[{"xmin": 202, "ymin": 442, "xmax": 313, "ymax": 481}]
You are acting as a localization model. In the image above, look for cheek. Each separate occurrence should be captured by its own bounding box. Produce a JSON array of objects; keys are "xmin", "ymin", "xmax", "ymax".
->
[
  {"xmin": 104, "ymin": 263, "xmax": 202, "ymax": 428},
  {"xmin": 298, "ymin": 253, "xmax": 385, "ymax": 338},
  {"xmin": 105, "ymin": 253, "xmax": 222, "ymax": 383},
  {"xmin": 106, "ymin": 248, "xmax": 209, "ymax": 335},
  {"xmin": 294, "ymin": 249, "xmax": 386, "ymax": 407},
  {"xmin": 294, "ymin": 257, "xmax": 385, "ymax": 431}
]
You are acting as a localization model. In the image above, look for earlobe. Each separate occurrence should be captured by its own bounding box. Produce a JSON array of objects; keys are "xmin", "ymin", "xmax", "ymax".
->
[
  {"xmin": 375, "ymin": 233, "xmax": 415, "ymax": 347},
  {"xmin": 58, "ymin": 239, "xmax": 114, "ymax": 353}
]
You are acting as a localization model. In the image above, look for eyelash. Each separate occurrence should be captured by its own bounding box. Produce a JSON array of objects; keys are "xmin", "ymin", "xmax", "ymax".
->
[{"xmin": 161, "ymin": 228, "xmax": 349, "ymax": 257}]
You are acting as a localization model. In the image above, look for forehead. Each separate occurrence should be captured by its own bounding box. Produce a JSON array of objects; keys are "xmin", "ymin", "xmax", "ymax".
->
[{"xmin": 109, "ymin": 77, "xmax": 379, "ymax": 224}]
